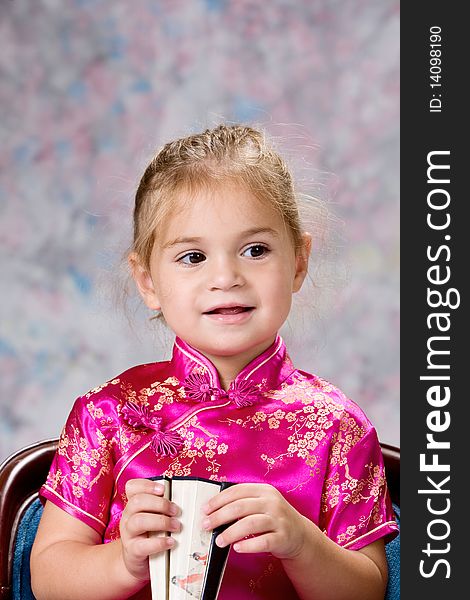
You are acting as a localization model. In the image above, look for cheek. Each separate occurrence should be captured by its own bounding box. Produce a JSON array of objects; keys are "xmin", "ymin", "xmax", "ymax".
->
[
  {"xmin": 158, "ymin": 284, "xmax": 173, "ymax": 300},
  {"xmin": 261, "ymin": 276, "xmax": 295, "ymax": 319},
  {"xmin": 264, "ymin": 262, "xmax": 297, "ymax": 291},
  {"xmin": 150, "ymin": 273, "xmax": 175, "ymax": 306},
  {"xmin": 156, "ymin": 277, "xmax": 194, "ymax": 310}
]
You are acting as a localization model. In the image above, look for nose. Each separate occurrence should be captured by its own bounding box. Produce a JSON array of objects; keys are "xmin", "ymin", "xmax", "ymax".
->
[{"xmin": 207, "ymin": 255, "xmax": 245, "ymax": 291}]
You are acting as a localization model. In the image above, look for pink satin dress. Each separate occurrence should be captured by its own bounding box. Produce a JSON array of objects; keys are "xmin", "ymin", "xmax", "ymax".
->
[{"xmin": 40, "ymin": 335, "xmax": 398, "ymax": 598}]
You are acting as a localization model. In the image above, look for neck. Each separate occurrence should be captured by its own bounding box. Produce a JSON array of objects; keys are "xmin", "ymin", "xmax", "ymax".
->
[
  {"xmin": 200, "ymin": 338, "xmax": 277, "ymax": 390},
  {"xmin": 211, "ymin": 357, "xmax": 245, "ymax": 390}
]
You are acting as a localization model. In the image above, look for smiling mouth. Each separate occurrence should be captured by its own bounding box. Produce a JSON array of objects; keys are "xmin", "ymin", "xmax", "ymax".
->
[{"xmin": 204, "ymin": 306, "xmax": 254, "ymax": 315}]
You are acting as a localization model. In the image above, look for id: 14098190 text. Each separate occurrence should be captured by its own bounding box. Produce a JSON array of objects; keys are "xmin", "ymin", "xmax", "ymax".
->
[{"xmin": 429, "ymin": 25, "xmax": 443, "ymax": 113}]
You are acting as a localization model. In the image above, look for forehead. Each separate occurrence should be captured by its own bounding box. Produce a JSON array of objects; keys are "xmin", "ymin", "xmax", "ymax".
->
[{"xmin": 160, "ymin": 182, "xmax": 290, "ymax": 242}]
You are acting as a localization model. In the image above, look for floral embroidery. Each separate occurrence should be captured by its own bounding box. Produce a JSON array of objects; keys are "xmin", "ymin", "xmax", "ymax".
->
[
  {"xmin": 85, "ymin": 378, "xmax": 120, "ymax": 398},
  {"xmin": 268, "ymin": 417, "xmax": 280, "ymax": 429},
  {"xmin": 86, "ymin": 401, "xmax": 104, "ymax": 419},
  {"xmin": 47, "ymin": 422, "xmax": 111, "ymax": 503},
  {"xmin": 217, "ymin": 443, "xmax": 228, "ymax": 454},
  {"xmin": 159, "ymin": 416, "xmax": 232, "ymax": 479},
  {"xmin": 116, "ymin": 377, "xmax": 180, "ymax": 411},
  {"xmin": 265, "ymin": 372, "xmax": 345, "ymax": 412},
  {"xmin": 249, "ymin": 561, "xmax": 275, "ymax": 592},
  {"xmin": 147, "ymin": 377, "xmax": 181, "ymax": 406},
  {"xmin": 321, "ymin": 436, "xmax": 389, "ymax": 546},
  {"xmin": 222, "ymin": 389, "xmax": 341, "ymax": 476},
  {"xmin": 329, "ymin": 414, "xmax": 366, "ymax": 468}
]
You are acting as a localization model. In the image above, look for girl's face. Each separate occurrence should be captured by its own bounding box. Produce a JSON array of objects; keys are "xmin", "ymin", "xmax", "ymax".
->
[{"xmin": 131, "ymin": 183, "xmax": 311, "ymax": 377}]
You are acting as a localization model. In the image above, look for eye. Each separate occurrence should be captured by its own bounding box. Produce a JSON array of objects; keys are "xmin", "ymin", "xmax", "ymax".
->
[
  {"xmin": 178, "ymin": 252, "xmax": 206, "ymax": 265},
  {"xmin": 242, "ymin": 244, "xmax": 269, "ymax": 259}
]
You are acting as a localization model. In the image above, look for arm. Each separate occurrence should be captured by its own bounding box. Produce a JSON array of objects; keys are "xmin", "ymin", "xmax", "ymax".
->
[
  {"xmin": 31, "ymin": 479, "xmax": 181, "ymax": 600},
  {"xmin": 281, "ymin": 520, "xmax": 387, "ymax": 600},
  {"xmin": 202, "ymin": 483, "xmax": 388, "ymax": 600}
]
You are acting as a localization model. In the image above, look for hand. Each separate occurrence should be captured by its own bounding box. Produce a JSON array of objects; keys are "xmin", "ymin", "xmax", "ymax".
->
[
  {"xmin": 202, "ymin": 483, "xmax": 311, "ymax": 560},
  {"xmin": 119, "ymin": 478, "xmax": 181, "ymax": 582}
]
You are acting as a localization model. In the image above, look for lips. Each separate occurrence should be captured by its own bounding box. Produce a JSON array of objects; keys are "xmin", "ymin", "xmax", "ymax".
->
[
  {"xmin": 204, "ymin": 305, "xmax": 254, "ymax": 315},
  {"xmin": 202, "ymin": 304, "xmax": 255, "ymax": 324}
]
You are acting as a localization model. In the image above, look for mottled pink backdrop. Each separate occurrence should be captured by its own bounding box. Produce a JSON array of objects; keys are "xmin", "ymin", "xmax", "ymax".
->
[{"xmin": 0, "ymin": 0, "xmax": 399, "ymax": 460}]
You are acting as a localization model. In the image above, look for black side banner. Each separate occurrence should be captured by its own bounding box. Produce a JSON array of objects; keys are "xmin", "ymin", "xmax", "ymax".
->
[{"xmin": 401, "ymin": 4, "xmax": 466, "ymax": 598}]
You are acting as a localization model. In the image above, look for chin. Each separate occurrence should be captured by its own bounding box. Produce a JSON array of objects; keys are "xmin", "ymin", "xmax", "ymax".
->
[
  {"xmin": 201, "ymin": 344, "xmax": 248, "ymax": 358},
  {"xmin": 206, "ymin": 337, "xmax": 275, "ymax": 359}
]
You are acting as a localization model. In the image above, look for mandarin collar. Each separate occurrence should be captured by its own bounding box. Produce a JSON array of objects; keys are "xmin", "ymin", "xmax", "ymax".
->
[
  {"xmin": 171, "ymin": 335, "xmax": 294, "ymax": 395},
  {"xmin": 120, "ymin": 336, "xmax": 296, "ymax": 457}
]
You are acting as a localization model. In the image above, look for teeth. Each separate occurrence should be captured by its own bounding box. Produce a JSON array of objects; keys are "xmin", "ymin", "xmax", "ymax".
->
[
  {"xmin": 216, "ymin": 307, "xmax": 244, "ymax": 314},
  {"xmin": 208, "ymin": 306, "xmax": 251, "ymax": 314}
]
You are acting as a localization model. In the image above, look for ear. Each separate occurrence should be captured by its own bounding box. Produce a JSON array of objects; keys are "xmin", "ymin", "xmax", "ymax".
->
[
  {"xmin": 292, "ymin": 232, "xmax": 312, "ymax": 293},
  {"xmin": 128, "ymin": 252, "xmax": 161, "ymax": 310}
]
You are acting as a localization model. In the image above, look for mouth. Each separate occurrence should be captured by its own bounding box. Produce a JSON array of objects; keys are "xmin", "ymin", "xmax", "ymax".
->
[{"xmin": 203, "ymin": 304, "xmax": 254, "ymax": 316}]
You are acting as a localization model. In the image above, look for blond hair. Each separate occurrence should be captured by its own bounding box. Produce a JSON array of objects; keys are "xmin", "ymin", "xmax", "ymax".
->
[{"xmin": 132, "ymin": 124, "xmax": 304, "ymax": 268}]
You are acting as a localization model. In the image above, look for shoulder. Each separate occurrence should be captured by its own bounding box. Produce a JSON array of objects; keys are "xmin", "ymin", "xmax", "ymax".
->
[
  {"xmin": 270, "ymin": 367, "xmax": 375, "ymax": 435},
  {"xmin": 287, "ymin": 370, "xmax": 384, "ymax": 466},
  {"xmin": 71, "ymin": 359, "xmax": 175, "ymax": 416},
  {"xmin": 58, "ymin": 359, "xmax": 179, "ymax": 457}
]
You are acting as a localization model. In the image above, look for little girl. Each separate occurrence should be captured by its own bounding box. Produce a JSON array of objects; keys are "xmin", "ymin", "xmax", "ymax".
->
[{"xmin": 31, "ymin": 124, "xmax": 398, "ymax": 600}]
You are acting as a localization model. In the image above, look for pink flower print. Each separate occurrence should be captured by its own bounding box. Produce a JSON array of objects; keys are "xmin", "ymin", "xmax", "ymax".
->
[
  {"xmin": 207, "ymin": 438, "xmax": 218, "ymax": 450},
  {"xmin": 72, "ymin": 486, "xmax": 84, "ymax": 499},
  {"xmin": 183, "ymin": 372, "xmax": 218, "ymax": 402},
  {"xmin": 217, "ymin": 443, "xmax": 228, "ymax": 454}
]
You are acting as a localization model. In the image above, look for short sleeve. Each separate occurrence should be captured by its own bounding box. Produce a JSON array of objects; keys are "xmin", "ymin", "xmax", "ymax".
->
[
  {"xmin": 320, "ymin": 415, "xmax": 399, "ymax": 550},
  {"xmin": 39, "ymin": 395, "xmax": 116, "ymax": 536}
]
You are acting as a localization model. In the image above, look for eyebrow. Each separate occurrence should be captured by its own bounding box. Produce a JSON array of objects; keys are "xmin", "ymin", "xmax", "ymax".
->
[{"xmin": 162, "ymin": 227, "xmax": 280, "ymax": 249}]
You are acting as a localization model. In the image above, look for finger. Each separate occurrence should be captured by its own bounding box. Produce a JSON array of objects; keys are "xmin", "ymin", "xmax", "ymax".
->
[
  {"xmin": 202, "ymin": 498, "xmax": 265, "ymax": 531},
  {"xmin": 232, "ymin": 532, "xmax": 279, "ymax": 554},
  {"xmin": 203, "ymin": 483, "xmax": 274, "ymax": 514},
  {"xmin": 125, "ymin": 492, "xmax": 179, "ymax": 518},
  {"xmin": 214, "ymin": 514, "xmax": 273, "ymax": 548},
  {"xmin": 126, "ymin": 532, "xmax": 175, "ymax": 561},
  {"xmin": 125, "ymin": 478, "xmax": 166, "ymax": 499},
  {"xmin": 125, "ymin": 512, "xmax": 181, "ymax": 538}
]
